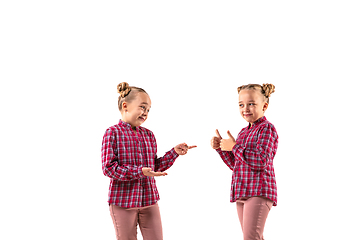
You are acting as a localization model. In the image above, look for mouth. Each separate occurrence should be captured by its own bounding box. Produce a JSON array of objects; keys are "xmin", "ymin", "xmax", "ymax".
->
[
  {"xmin": 138, "ymin": 116, "xmax": 146, "ymax": 122},
  {"xmin": 243, "ymin": 113, "xmax": 252, "ymax": 117}
]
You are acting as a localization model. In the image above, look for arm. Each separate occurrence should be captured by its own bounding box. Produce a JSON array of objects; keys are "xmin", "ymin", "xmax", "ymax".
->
[
  {"xmin": 154, "ymin": 148, "xmax": 179, "ymax": 172},
  {"xmin": 150, "ymin": 132, "xmax": 179, "ymax": 172},
  {"xmin": 150, "ymin": 132, "xmax": 196, "ymax": 172},
  {"xmin": 211, "ymin": 129, "xmax": 235, "ymax": 170},
  {"xmin": 216, "ymin": 148, "xmax": 235, "ymax": 170},
  {"xmin": 101, "ymin": 129, "xmax": 144, "ymax": 181},
  {"xmin": 232, "ymin": 125, "xmax": 277, "ymax": 171}
]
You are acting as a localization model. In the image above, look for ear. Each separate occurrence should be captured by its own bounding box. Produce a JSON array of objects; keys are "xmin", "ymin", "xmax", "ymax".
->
[
  {"xmin": 122, "ymin": 102, "xmax": 128, "ymax": 112},
  {"xmin": 262, "ymin": 102, "xmax": 269, "ymax": 112}
]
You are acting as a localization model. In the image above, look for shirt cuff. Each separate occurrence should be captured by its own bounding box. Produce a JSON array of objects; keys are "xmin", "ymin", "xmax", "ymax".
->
[
  {"xmin": 169, "ymin": 147, "xmax": 179, "ymax": 158},
  {"xmin": 133, "ymin": 166, "xmax": 145, "ymax": 179}
]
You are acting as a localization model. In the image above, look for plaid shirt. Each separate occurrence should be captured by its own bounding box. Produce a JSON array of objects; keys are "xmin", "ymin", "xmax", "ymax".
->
[
  {"xmin": 101, "ymin": 120, "xmax": 179, "ymax": 208},
  {"xmin": 217, "ymin": 116, "xmax": 278, "ymax": 206}
]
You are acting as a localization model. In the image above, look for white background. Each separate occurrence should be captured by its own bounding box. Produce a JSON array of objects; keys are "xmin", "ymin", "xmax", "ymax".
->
[{"xmin": 1, "ymin": 0, "xmax": 359, "ymax": 239}]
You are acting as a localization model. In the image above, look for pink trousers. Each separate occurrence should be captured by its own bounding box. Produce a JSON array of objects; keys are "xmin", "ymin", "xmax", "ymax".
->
[
  {"xmin": 109, "ymin": 203, "xmax": 163, "ymax": 240},
  {"xmin": 236, "ymin": 197, "xmax": 273, "ymax": 240}
]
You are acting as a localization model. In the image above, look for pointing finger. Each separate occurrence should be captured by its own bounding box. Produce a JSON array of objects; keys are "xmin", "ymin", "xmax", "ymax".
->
[{"xmin": 188, "ymin": 145, "xmax": 197, "ymax": 149}]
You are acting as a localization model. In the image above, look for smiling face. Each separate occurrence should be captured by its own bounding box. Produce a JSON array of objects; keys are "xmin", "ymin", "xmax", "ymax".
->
[
  {"xmin": 238, "ymin": 89, "xmax": 268, "ymax": 126},
  {"xmin": 121, "ymin": 92, "xmax": 151, "ymax": 128}
]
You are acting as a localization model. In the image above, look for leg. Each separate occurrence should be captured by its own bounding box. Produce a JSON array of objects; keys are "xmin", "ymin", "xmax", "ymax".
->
[
  {"xmin": 236, "ymin": 198, "xmax": 247, "ymax": 232},
  {"xmin": 138, "ymin": 203, "xmax": 163, "ymax": 240},
  {"xmin": 242, "ymin": 197, "xmax": 273, "ymax": 240},
  {"xmin": 109, "ymin": 204, "xmax": 138, "ymax": 240}
]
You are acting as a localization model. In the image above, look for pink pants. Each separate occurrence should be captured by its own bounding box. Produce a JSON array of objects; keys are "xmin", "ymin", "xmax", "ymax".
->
[
  {"xmin": 109, "ymin": 203, "xmax": 163, "ymax": 240},
  {"xmin": 236, "ymin": 197, "xmax": 273, "ymax": 240}
]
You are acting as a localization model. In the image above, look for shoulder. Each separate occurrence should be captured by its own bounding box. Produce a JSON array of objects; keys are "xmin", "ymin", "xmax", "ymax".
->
[
  {"xmin": 260, "ymin": 120, "xmax": 277, "ymax": 131},
  {"xmin": 104, "ymin": 123, "xmax": 123, "ymax": 136},
  {"xmin": 258, "ymin": 120, "xmax": 278, "ymax": 139}
]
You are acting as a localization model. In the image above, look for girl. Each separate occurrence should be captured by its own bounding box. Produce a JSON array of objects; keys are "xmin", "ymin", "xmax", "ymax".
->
[
  {"xmin": 210, "ymin": 84, "xmax": 278, "ymax": 240},
  {"xmin": 102, "ymin": 82, "xmax": 196, "ymax": 240}
]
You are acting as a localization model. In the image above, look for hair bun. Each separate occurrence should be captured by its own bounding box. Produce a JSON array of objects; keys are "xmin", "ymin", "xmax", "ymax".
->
[
  {"xmin": 117, "ymin": 82, "xmax": 132, "ymax": 98},
  {"xmin": 262, "ymin": 83, "xmax": 275, "ymax": 98}
]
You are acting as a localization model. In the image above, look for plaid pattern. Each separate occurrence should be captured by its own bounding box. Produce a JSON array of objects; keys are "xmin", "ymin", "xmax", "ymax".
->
[
  {"xmin": 217, "ymin": 116, "xmax": 278, "ymax": 206},
  {"xmin": 102, "ymin": 120, "xmax": 179, "ymax": 208}
]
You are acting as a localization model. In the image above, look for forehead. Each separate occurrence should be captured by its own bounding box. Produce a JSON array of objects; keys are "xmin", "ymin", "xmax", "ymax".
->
[
  {"xmin": 238, "ymin": 89, "xmax": 263, "ymax": 102},
  {"xmin": 133, "ymin": 92, "xmax": 151, "ymax": 105}
]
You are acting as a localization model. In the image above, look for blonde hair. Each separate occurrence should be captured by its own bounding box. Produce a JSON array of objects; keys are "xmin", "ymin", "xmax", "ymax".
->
[
  {"xmin": 237, "ymin": 83, "xmax": 275, "ymax": 103},
  {"xmin": 117, "ymin": 82, "xmax": 148, "ymax": 112}
]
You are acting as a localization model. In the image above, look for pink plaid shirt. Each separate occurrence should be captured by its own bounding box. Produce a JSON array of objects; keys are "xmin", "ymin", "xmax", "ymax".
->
[
  {"xmin": 216, "ymin": 116, "xmax": 278, "ymax": 206},
  {"xmin": 101, "ymin": 120, "xmax": 179, "ymax": 208}
]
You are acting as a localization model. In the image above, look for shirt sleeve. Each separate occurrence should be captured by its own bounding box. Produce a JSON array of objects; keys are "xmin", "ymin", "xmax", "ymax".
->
[
  {"xmin": 151, "ymin": 133, "xmax": 179, "ymax": 172},
  {"xmin": 232, "ymin": 124, "xmax": 277, "ymax": 171},
  {"xmin": 154, "ymin": 148, "xmax": 179, "ymax": 172},
  {"xmin": 216, "ymin": 148, "xmax": 235, "ymax": 170},
  {"xmin": 101, "ymin": 129, "xmax": 144, "ymax": 181}
]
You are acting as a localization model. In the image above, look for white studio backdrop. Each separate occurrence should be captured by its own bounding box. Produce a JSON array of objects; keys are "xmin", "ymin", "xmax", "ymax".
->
[{"xmin": 1, "ymin": 1, "xmax": 359, "ymax": 239}]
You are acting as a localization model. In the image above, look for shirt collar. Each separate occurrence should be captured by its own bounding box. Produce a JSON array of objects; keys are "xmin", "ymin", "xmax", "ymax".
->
[
  {"xmin": 119, "ymin": 119, "xmax": 139, "ymax": 131},
  {"xmin": 249, "ymin": 116, "xmax": 267, "ymax": 128}
]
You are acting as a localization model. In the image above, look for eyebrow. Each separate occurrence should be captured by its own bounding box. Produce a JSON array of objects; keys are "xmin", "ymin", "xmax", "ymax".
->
[
  {"xmin": 140, "ymin": 102, "xmax": 151, "ymax": 108},
  {"xmin": 239, "ymin": 100, "xmax": 256, "ymax": 103}
]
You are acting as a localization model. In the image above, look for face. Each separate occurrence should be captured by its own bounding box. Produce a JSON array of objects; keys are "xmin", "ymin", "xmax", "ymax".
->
[
  {"xmin": 121, "ymin": 92, "xmax": 151, "ymax": 128},
  {"xmin": 238, "ymin": 89, "xmax": 268, "ymax": 126}
]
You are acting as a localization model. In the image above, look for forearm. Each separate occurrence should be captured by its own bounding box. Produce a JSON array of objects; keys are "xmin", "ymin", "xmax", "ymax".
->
[
  {"xmin": 232, "ymin": 143, "xmax": 268, "ymax": 170},
  {"xmin": 216, "ymin": 148, "xmax": 235, "ymax": 170},
  {"xmin": 154, "ymin": 148, "xmax": 179, "ymax": 172},
  {"xmin": 102, "ymin": 161, "xmax": 145, "ymax": 181}
]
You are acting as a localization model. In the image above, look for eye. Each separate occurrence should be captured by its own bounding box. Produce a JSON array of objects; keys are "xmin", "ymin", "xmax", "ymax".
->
[
  {"xmin": 239, "ymin": 104, "xmax": 244, "ymax": 107},
  {"xmin": 249, "ymin": 103, "xmax": 255, "ymax": 106},
  {"xmin": 140, "ymin": 106, "xmax": 146, "ymax": 110}
]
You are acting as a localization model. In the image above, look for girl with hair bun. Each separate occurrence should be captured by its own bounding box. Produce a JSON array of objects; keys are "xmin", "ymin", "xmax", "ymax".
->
[
  {"xmin": 102, "ymin": 82, "xmax": 196, "ymax": 240},
  {"xmin": 211, "ymin": 83, "xmax": 278, "ymax": 240}
]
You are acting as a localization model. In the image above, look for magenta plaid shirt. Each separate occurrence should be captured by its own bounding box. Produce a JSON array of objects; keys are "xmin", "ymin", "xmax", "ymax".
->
[
  {"xmin": 101, "ymin": 120, "xmax": 179, "ymax": 208},
  {"xmin": 217, "ymin": 116, "xmax": 278, "ymax": 206}
]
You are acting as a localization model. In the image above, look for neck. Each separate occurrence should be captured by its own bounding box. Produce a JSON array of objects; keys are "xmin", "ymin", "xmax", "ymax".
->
[{"xmin": 121, "ymin": 118, "xmax": 137, "ymax": 131}]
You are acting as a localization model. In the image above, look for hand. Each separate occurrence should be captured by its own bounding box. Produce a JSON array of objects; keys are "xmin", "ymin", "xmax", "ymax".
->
[
  {"xmin": 174, "ymin": 143, "xmax": 197, "ymax": 155},
  {"xmin": 142, "ymin": 167, "xmax": 168, "ymax": 177},
  {"xmin": 220, "ymin": 130, "xmax": 236, "ymax": 151},
  {"xmin": 210, "ymin": 129, "xmax": 222, "ymax": 149}
]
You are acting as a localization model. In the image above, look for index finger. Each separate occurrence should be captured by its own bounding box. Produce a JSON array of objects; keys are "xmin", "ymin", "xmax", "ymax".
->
[
  {"xmin": 215, "ymin": 129, "xmax": 222, "ymax": 139},
  {"xmin": 152, "ymin": 171, "xmax": 168, "ymax": 176},
  {"xmin": 188, "ymin": 145, "xmax": 197, "ymax": 149}
]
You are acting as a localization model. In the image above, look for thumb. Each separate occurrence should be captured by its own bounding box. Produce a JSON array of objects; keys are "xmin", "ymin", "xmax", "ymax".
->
[
  {"xmin": 215, "ymin": 129, "xmax": 222, "ymax": 139},
  {"xmin": 227, "ymin": 130, "xmax": 235, "ymax": 140}
]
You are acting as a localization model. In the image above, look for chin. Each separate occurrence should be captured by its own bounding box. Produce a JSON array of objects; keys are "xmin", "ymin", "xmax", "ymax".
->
[
  {"xmin": 134, "ymin": 122, "xmax": 143, "ymax": 127},
  {"xmin": 136, "ymin": 120, "xmax": 146, "ymax": 126}
]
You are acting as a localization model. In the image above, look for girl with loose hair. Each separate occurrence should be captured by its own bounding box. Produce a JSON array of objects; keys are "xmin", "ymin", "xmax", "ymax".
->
[
  {"xmin": 211, "ymin": 83, "xmax": 278, "ymax": 240},
  {"xmin": 102, "ymin": 82, "xmax": 196, "ymax": 240}
]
